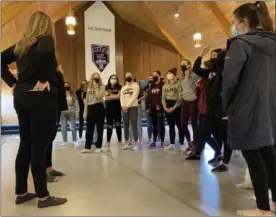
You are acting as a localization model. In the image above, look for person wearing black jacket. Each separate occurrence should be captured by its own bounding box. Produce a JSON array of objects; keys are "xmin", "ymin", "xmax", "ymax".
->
[
  {"xmin": 45, "ymin": 65, "xmax": 68, "ymax": 182},
  {"xmin": 186, "ymin": 47, "xmax": 231, "ymax": 167},
  {"xmin": 76, "ymin": 80, "xmax": 87, "ymax": 143},
  {"xmin": 1, "ymin": 11, "xmax": 67, "ymax": 208}
]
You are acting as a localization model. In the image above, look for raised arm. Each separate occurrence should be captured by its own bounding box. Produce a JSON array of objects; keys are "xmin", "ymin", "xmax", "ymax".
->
[
  {"xmin": 1, "ymin": 45, "xmax": 17, "ymax": 87},
  {"xmin": 36, "ymin": 35, "xmax": 56, "ymax": 83},
  {"xmin": 193, "ymin": 57, "xmax": 210, "ymax": 78}
]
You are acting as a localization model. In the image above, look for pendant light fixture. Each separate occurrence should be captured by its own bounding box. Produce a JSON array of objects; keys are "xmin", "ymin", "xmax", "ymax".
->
[
  {"xmin": 193, "ymin": 31, "xmax": 202, "ymax": 48},
  {"xmin": 65, "ymin": 3, "xmax": 76, "ymax": 35}
]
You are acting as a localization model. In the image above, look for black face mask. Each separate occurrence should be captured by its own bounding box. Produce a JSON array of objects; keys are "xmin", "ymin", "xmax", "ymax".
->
[
  {"xmin": 204, "ymin": 58, "xmax": 217, "ymax": 69},
  {"xmin": 94, "ymin": 78, "xmax": 100, "ymax": 83},
  {"xmin": 126, "ymin": 77, "xmax": 132, "ymax": 82},
  {"xmin": 181, "ymin": 65, "xmax": 188, "ymax": 72},
  {"xmin": 65, "ymin": 86, "xmax": 70, "ymax": 91},
  {"xmin": 153, "ymin": 76, "xmax": 159, "ymax": 82}
]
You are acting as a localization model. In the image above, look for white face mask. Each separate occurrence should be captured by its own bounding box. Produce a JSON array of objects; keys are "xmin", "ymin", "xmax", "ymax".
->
[
  {"xmin": 110, "ymin": 79, "xmax": 117, "ymax": 85},
  {"xmin": 167, "ymin": 74, "xmax": 174, "ymax": 80}
]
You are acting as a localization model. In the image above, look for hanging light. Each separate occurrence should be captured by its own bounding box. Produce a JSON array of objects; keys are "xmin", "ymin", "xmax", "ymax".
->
[
  {"xmin": 193, "ymin": 31, "xmax": 202, "ymax": 48},
  {"xmin": 65, "ymin": 5, "xmax": 76, "ymax": 35},
  {"xmin": 174, "ymin": 7, "xmax": 180, "ymax": 18}
]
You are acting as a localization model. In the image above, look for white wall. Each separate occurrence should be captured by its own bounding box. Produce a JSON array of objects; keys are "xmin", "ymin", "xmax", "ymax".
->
[{"xmin": 84, "ymin": 1, "xmax": 116, "ymax": 85}]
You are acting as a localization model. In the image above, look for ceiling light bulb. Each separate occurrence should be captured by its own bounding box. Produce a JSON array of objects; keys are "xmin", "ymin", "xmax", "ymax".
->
[
  {"xmin": 66, "ymin": 16, "xmax": 76, "ymax": 26},
  {"xmin": 174, "ymin": 12, "xmax": 180, "ymax": 18},
  {"xmin": 193, "ymin": 32, "xmax": 202, "ymax": 40}
]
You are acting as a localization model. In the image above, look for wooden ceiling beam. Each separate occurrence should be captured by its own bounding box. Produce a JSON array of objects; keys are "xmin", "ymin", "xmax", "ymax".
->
[
  {"xmin": 1, "ymin": 1, "xmax": 32, "ymax": 26},
  {"xmin": 52, "ymin": 2, "xmax": 85, "ymax": 23},
  {"xmin": 138, "ymin": 2, "xmax": 190, "ymax": 60},
  {"xmin": 202, "ymin": 2, "xmax": 232, "ymax": 38}
]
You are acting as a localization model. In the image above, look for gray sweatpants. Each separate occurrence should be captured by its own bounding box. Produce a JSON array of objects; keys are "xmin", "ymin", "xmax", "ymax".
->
[
  {"xmin": 129, "ymin": 104, "xmax": 143, "ymax": 142},
  {"xmin": 60, "ymin": 110, "xmax": 77, "ymax": 143},
  {"xmin": 123, "ymin": 106, "xmax": 138, "ymax": 142}
]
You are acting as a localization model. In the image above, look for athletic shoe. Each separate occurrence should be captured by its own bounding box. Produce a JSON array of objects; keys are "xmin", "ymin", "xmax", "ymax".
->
[
  {"xmin": 164, "ymin": 144, "xmax": 175, "ymax": 150},
  {"xmin": 185, "ymin": 154, "xmax": 200, "ymax": 160},
  {"xmin": 122, "ymin": 144, "xmax": 129, "ymax": 150},
  {"xmin": 132, "ymin": 146, "xmax": 139, "ymax": 151},
  {"xmin": 208, "ymin": 155, "xmax": 222, "ymax": 164},
  {"xmin": 212, "ymin": 164, "xmax": 228, "ymax": 172},
  {"xmin": 180, "ymin": 145, "xmax": 186, "ymax": 152},
  {"xmin": 236, "ymin": 182, "xmax": 253, "ymax": 189},
  {"xmin": 148, "ymin": 142, "xmax": 156, "ymax": 148},
  {"xmin": 160, "ymin": 142, "xmax": 165, "ymax": 148},
  {"xmin": 94, "ymin": 149, "xmax": 102, "ymax": 153},
  {"xmin": 37, "ymin": 196, "xmax": 67, "ymax": 208},
  {"xmin": 77, "ymin": 139, "xmax": 84, "ymax": 145},
  {"xmin": 79, "ymin": 149, "xmax": 92, "ymax": 154},
  {"xmin": 15, "ymin": 193, "xmax": 36, "ymax": 205},
  {"xmin": 185, "ymin": 147, "xmax": 192, "ymax": 153}
]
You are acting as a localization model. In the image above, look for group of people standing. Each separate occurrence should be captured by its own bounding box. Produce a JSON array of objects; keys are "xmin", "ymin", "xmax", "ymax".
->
[{"xmin": 1, "ymin": 1, "xmax": 275, "ymax": 216}]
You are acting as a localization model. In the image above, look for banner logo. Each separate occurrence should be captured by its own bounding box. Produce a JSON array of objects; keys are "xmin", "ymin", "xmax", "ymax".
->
[{"xmin": 91, "ymin": 44, "xmax": 110, "ymax": 72}]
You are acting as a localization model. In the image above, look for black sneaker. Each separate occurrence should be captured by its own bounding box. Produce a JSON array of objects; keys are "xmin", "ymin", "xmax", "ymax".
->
[
  {"xmin": 208, "ymin": 155, "xmax": 222, "ymax": 164},
  {"xmin": 38, "ymin": 196, "xmax": 67, "ymax": 208},
  {"xmin": 212, "ymin": 164, "xmax": 228, "ymax": 172},
  {"xmin": 148, "ymin": 142, "xmax": 156, "ymax": 148},
  {"xmin": 185, "ymin": 154, "xmax": 200, "ymax": 160},
  {"xmin": 15, "ymin": 193, "xmax": 36, "ymax": 205}
]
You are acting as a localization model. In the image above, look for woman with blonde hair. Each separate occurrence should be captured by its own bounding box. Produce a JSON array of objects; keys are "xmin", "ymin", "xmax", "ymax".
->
[
  {"xmin": 1, "ymin": 11, "xmax": 67, "ymax": 208},
  {"xmin": 79, "ymin": 72, "xmax": 106, "ymax": 153}
]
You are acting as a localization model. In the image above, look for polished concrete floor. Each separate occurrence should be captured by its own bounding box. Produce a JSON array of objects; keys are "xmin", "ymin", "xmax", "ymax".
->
[{"xmin": 1, "ymin": 128, "xmax": 256, "ymax": 216}]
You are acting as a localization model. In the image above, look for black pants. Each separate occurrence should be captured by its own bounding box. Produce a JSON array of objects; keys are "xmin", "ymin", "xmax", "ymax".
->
[
  {"xmin": 14, "ymin": 90, "xmax": 57, "ymax": 198},
  {"xmin": 46, "ymin": 109, "xmax": 61, "ymax": 168},
  {"xmin": 151, "ymin": 108, "xmax": 165, "ymax": 143},
  {"xmin": 195, "ymin": 113, "xmax": 221, "ymax": 157},
  {"xmin": 85, "ymin": 103, "xmax": 105, "ymax": 149},
  {"xmin": 106, "ymin": 106, "xmax": 122, "ymax": 142},
  {"xmin": 217, "ymin": 119, "xmax": 232, "ymax": 164},
  {"xmin": 79, "ymin": 106, "xmax": 84, "ymax": 139},
  {"xmin": 242, "ymin": 146, "xmax": 276, "ymax": 211},
  {"xmin": 165, "ymin": 100, "xmax": 184, "ymax": 145}
]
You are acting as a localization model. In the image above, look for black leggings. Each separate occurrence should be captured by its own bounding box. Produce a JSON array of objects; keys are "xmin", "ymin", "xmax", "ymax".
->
[
  {"xmin": 79, "ymin": 106, "xmax": 84, "ymax": 139},
  {"xmin": 195, "ymin": 113, "xmax": 221, "ymax": 157},
  {"xmin": 242, "ymin": 146, "xmax": 276, "ymax": 211},
  {"xmin": 106, "ymin": 107, "xmax": 122, "ymax": 142},
  {"xmin": 165, "ymin": 100, "xmax": 184, "ymax": 145},
  {"xmin": 14, "ymin": 90, "xmax": 57, "ymax": 198},
  {"xmin": 46, "ymin": 109, "xmax": 61, "ymax": 168},
  {"xmin": 85, "ymin": 103, "xmax": 105, "ymax": 149},
  {"xmin": 151, "ymin": 108, "xmax": 165, "ymax": 143}
]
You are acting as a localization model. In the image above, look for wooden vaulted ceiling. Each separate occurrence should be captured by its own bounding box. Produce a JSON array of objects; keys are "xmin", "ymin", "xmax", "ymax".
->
[{"xmin": 1, "ymin": 1, "xmax": 276, "ymax": 60}]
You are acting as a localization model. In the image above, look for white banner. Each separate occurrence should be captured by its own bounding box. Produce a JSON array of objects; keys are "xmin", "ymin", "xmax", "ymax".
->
[{"xmin": 84, "ymin": 2, "xmax": 115, "ymax": 84}]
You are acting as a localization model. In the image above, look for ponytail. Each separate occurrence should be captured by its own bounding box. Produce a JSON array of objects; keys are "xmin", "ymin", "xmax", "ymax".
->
[{"xmin": 255, "ymin": 1, "xmax": 274, "ymax": 31}]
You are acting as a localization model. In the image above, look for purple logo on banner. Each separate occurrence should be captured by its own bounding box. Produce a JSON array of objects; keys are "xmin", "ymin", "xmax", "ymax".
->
[{"xmin": 91, "ymin": 44, "xmax": 110, "ymax": 72}]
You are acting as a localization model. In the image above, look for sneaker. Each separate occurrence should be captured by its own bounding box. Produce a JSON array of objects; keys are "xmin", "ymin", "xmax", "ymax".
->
[
  {"xmin": 180, "ymin": 145, "xmax": 186, "ymax": 152},
  {"xmin": 79, "ymin": 149, "xmax": 92, "ymax": 154},
  {"xmin": 48, "ymin": 169, "xmax": 65, "ymax": 177},
  {"xmin": 37, "ymin": 196, "xmax": 67, "ymax": 208},
  {"xmin": 160, "ymin": 142, "xmax": 164, "ymax": 148},
  {"xmin": 237, "ymin": 208, "xmax": 274, "ymax": 216},
  {"xmin": 93, "ymin": 149, "xmax": 102, "ymax": 153},
  {"xmin": 185, "ymin": 154, "xmax": 200, "ymax": 160},
  {"xmin": 15, "ymin": 193, "xmax": 36, "ymax": 205},
  {"xmin": 236, "ymin": 182, "xmax": 253, "ymax": 189},
  {"xmin": 212, "ymin": 164, "xmax": 228, "ymax": 172},
  {"xmin": 132, "ymin": 146, "xmax": 139, "ymax": 151},
  {"xmin": 148, "ymin": 142, "xmax": 156, "ymax": 148},
  {"xmin": 122, "ymin": 144, "xmax": 129, "ymax": 150},
  {"xmin": 47, "ymin": 175, "xmax": 59, "ymax": 183},
  {"xmin": 185, "ymin": 147, "xmax": 192, "ymax": 153},
  {"xmin": 77, "ymin": 139, "xmax": 84, "ymax": 145},
  {"xmin": 164, "ymin": 144, "xmax": 175, "ymax": 150}
]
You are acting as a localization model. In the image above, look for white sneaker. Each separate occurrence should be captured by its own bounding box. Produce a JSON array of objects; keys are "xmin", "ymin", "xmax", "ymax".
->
[
  {"xmin": 77, "ymin": 139, "xmax": 84, "ymax": 145},
  {"xmin": 93, "ymin": 149, "xmax": 102, "ymax": 153},
  {"xmin": 79, "ymin": 149, "xmax": 92, "ymax": 154},
  {"xmin": 164, "ymin": 144, "xmax": 175, "ymax": 150},
  {"xmin": 180, "ymin": 145, "xmax": 186, "ymax": 152},
  {"xmin": 122, "ymin": 144, "xmax": 129, "ymax": 150}
]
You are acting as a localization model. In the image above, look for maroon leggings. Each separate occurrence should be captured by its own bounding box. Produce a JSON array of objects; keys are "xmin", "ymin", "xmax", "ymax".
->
[{"xmin": 181, "ymin": 99, "xmax": 199, "ymax": 147}]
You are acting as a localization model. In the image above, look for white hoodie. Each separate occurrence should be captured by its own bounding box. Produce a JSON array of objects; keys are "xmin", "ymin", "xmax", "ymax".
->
[{"xmin": 120, "ymin": 82, "xmax": 140, "ymax": 108}]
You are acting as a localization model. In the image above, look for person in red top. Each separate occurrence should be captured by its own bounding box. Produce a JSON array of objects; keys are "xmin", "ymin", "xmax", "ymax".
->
[{"xmin": 146, "ymin": 71, "xmax": 165, "ymax": 148}]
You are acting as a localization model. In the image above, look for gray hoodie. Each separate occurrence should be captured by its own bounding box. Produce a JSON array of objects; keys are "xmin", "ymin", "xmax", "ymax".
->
[
  {"xmin": 222, "ymin": 30, "xmax": 276, "ymax": 150},
  {"xmin": 162, "ymin": 81, "xmax": 182, "ymax": 109}
]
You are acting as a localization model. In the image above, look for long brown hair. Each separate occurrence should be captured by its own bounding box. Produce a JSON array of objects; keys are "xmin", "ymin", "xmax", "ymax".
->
[
  {"xmin": 14, "ymin": 11, "xmax": 55, "ymax": 57},
  {"xmin": 88, "ymin": 72, "xmax": 103, "ymax": 88},
  {"xmin": 233, "ymin": 2, "xmax": 274, "ymax": 32}
]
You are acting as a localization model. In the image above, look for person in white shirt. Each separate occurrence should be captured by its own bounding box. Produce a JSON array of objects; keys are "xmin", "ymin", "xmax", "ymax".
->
[
  {"xmin": 79, "ymin": 72, "xmax": 106, "ymax": 154},
  {"xmin": 120, "ymin": 72, "xmax": 140, "ymax": 151}
]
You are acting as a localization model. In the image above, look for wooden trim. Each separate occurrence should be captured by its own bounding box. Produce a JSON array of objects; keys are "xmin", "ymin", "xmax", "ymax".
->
[
  {"xmin": 1, "ymin": 1, "xmax": 32, "ymax": 26},
  {"xmin": 202, "ymin": 2, "xmax": 232, "ymax": 38},
  {"xmin": 138, "ymin": 2, "xmax": 190, "ymax": 60}
]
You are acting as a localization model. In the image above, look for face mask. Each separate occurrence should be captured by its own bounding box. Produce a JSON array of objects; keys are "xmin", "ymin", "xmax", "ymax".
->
[
  {"xmin": 231, "ymin": 25, "xmax": 240, "ymax": 37},
  {"xmin": 181, "ymin": 65, "xmax": 188, "ymax": 72},
  {"xmin": 110, "ymin": 79, "xmax": 117, "ymax": 85},
  {"xmin": 65, "ymin": 86, "xmax": 70, "ymax": 91},
  {"xmin": 94, "ymin": 78, "xmax": 100, "ymax": 83},
  {"xmin": 153, "ymin": 76, "xmax": 159, "ymax": 82},
  {"xmin": 167, "ymin": 74, "xmax": 174, "ymax": 80},
  {"xmin": 126, "ymin": 77, "xmax": 132, "ymax": 82}
]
